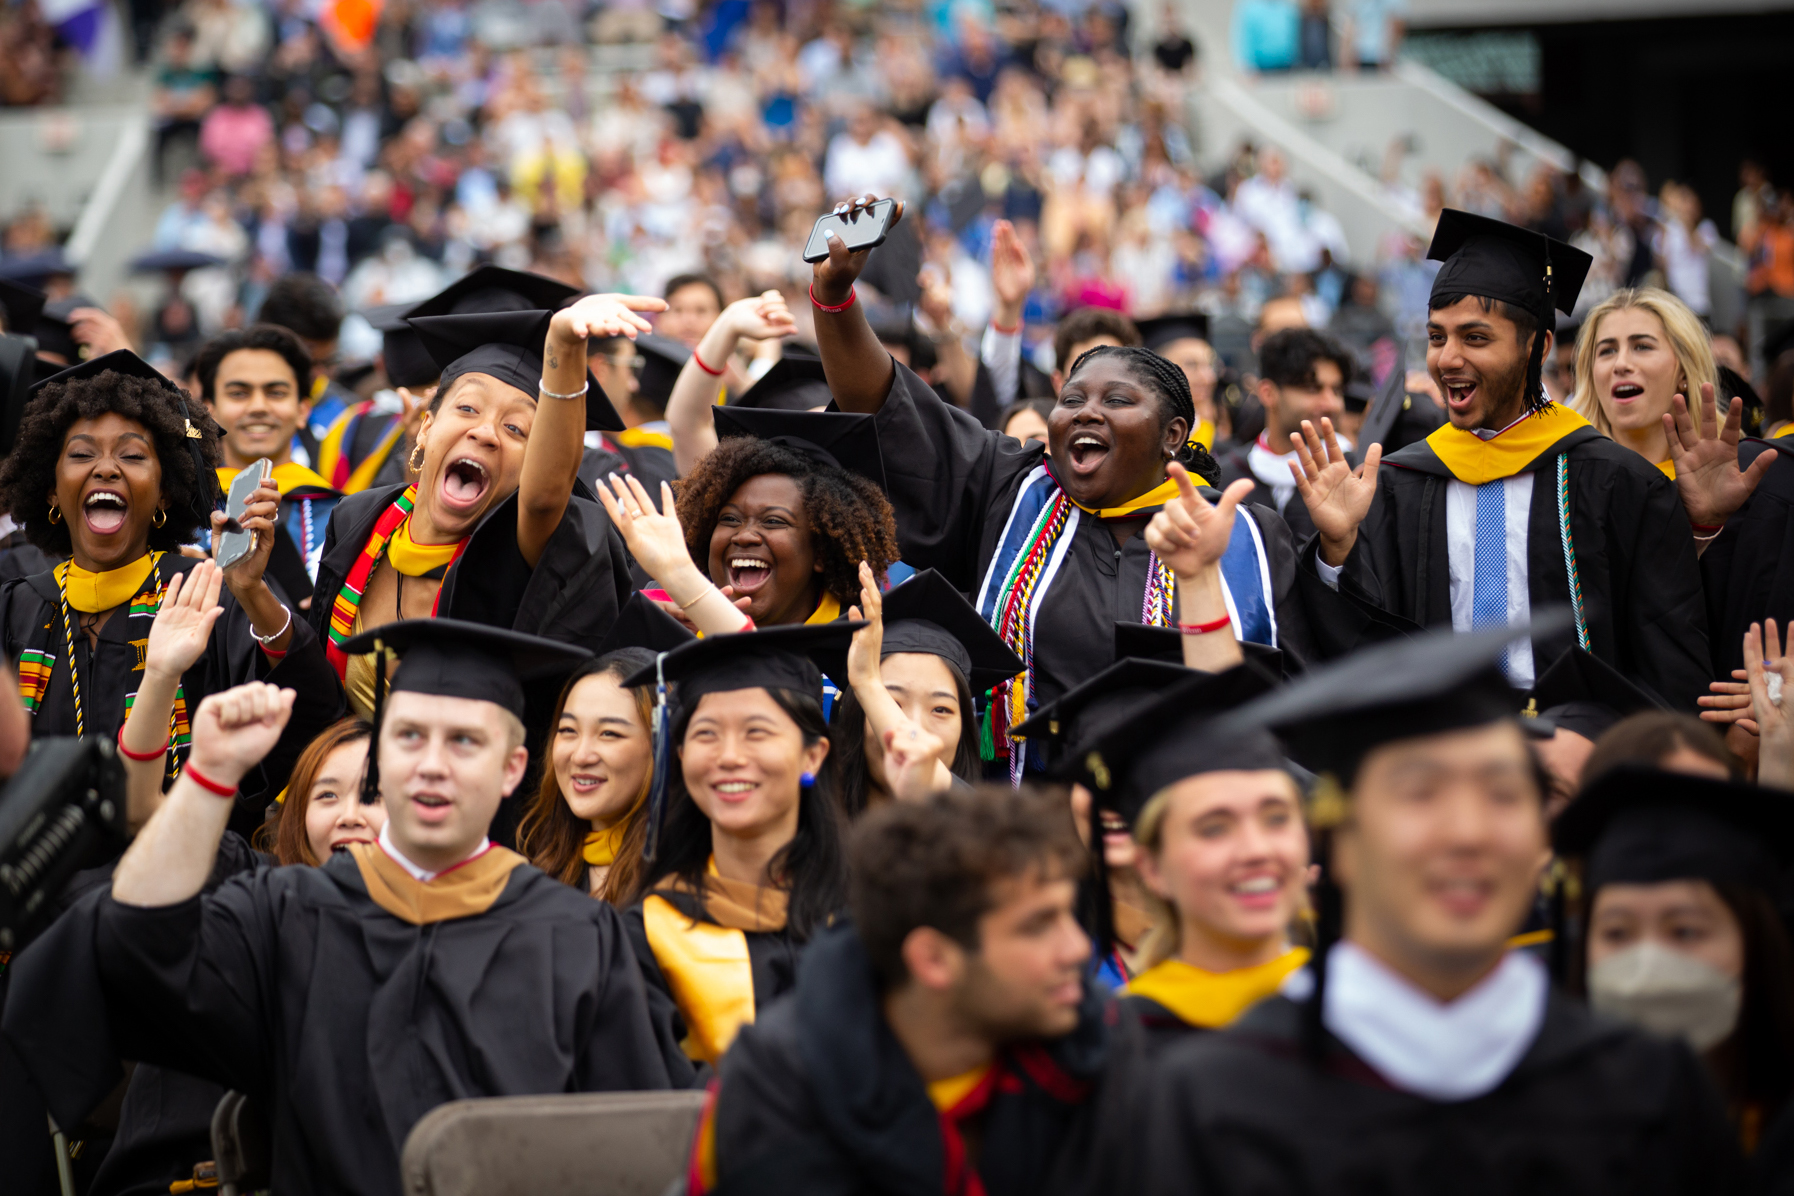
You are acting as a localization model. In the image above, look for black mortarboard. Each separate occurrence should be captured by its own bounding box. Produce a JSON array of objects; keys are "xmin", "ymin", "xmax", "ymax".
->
[
  {"xmin": 0, "ymin": 249, "xmax": 76, "ymax": 287},
  {"xmin": 1111, "ymin": 621, "xmax": 1286, "ymax": 677},
  {"xmin": 31, "ymin": 349, "xmax": 217, "ymax": 533},
  {"xmin": 1428, "ymin": 210, "xmax": 1594, "ymax": 415},
  {"xmin": 1009, "ymin": 657, "xmax": 1195, "ymax": 773},
  {"xmin": 1353, "ymin": 343, "xmax": 1408, "ymax": 455},
  {"xmin": 0, "ymin": 277, "xmax": 46, "ymax": 336},
  {"xmin": 621, "ymin": 621, "xmax": 865, "ymax": 713},
  {"xmin": 129, "ymin": 248, "xmax": 224, "ymax": 274},
  {"xmin": 1075, "ymin": 663, "xmax": 1285, "ymax": 824},
  {"xmin": 404, "ymin": 264, "xmax": 581, "ymax": 319},
  {"xmin": 596, "ymin": 590, "xmax": 696, "ymax": 657},
  {"xmin": 1522, "ymin": 646, "xmax": 1667, "ymax": 742},
  {"xmin": 731, "ymin": 351, "xmax": 832, "ymax": 411},
  {"xmin": 712, "ymin": 405, "xmax": 887, "ymax": 491},
  {"xmin": 32, "ymin": 295, "xmax": 96, "ymax": 365},
  {"xmin": 871, "ymin": 568, "xmax": 1023, "ymax": 693},
  {"xmin": 407, "ymin": 310, "xmax": 624, "ymax": 432},
  {"xmin": 632, "ymin": 332, "xmax": 689, "ymax": 411},
  {"xmin": 1555, "ymin": 765, "xmax": 1794, "ymax": 893},
  {"xmin": 364, "ymin": 302, "xmax": 440, "ymax": 390},
  {"xmin": 1233, "ymin": 614, "xmax": 1571, "ymax": 783},
  {"xmin": 339, "ymin": 618, "xmax": 590, "ymax": 721},
  {"xmin": 1136, "ymin": 313, "xmax": 1212, "ymax": 352}
]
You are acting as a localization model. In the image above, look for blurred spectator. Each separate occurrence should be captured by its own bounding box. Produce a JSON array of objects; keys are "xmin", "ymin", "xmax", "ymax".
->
[
  {"xmin": 1734, "ymin": 160, "xmax": 1772, "ymax": 244},
  {"xmin": 201, "ymin": 74, "xmax": 276, "ymax": 177},
  {"xmin": 1233, "ymin": 0, "xmax": 1299, "ymax": 73},
  {"xmin": 152, "ymin": 25, "xmax": 218, "ymax": 184},
  {"xmin": 1152, "ymin": 5, "xmax": 1197, "ymax": 75},
  {"xmin": 1298, "ymin": 0, "xmax": 1333, "ymax": 71},
  {"xmin": 1654, "ymin": 181, "xmax": 1719, "ymax": 319},
  {"xmin": 1745, "ymin": 191, "xmax": 1794, "ymax": 300},
  {"xmin": 1341, "ymin": 0, "xmax": 1407, "ymax": 71}
]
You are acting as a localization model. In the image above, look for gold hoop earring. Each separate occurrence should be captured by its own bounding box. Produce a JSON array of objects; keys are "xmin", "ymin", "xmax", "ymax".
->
[
  {"xmin": 152, "ymin": 508, "xmax": 167, "ymax": 528},
  {"xmin": 408, "ymin": 442, "xmax": 426, "ymax": 473},
  {"xmin": 46, "ymin": 504, "xmax": 61, "ymax": 524}
]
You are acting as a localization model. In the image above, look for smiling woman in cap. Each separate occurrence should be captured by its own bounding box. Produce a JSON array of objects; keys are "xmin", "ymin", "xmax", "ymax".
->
[{"xmin": 306, "ymin": 289, "xmax": 665, "ymax": 717}]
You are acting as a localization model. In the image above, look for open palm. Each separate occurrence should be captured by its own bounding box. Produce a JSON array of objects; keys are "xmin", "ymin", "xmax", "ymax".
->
[
  {"xmin": 594, "ymin": 474, "xmax": 695, "ymax": 585},
  {"xmin": 147, "ymin": 562, "xmax": 225, "ymax": 681},
  {"xmin": 1292, "ymin": 418, "xmax": 1381, "ymax": 560},
  {"xmin": 1666, "ymin": 384, "xmax": 1776, "ymax": 528}
]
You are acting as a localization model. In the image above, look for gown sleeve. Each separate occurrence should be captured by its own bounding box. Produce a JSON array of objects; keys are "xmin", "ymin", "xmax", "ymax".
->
[
  {"xmin": 869, "ymin": 361, "xmax": 1044, "ymax": 592},
  {"xmin": 1602, "ymin": 466, "xmax": 1711, "ymax": 711},
  {"xmin": 573, "ymin": 899, "xmax": 689, "ymax": 1092},
  {"xmin": 622, "ymin": 902, "xmax": 703, "ymax": 1089}
]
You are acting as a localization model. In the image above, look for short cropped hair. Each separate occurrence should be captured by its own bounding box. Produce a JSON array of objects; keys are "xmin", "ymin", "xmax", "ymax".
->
[
  {"xmin": 193, "ymin": 324, "xmax": 313, "ymax": 404},
  {"xmin": 849, "ymin": 785, "xmax": 1086, "ymax": 991},
  {"xmin": 1258, "ymin": 327, "xmax": 1355, "ymax": 391},
  {"xmin": 257, "ymin": 273, "xmax": 344, "ymax": 344},
  {"xmin": 1054, "ymin": 307, "xmax": 1140, "ymax": 376},
  {"xmin": 664, "ymin": 273, "xmax": 724, "ymax": 310}
]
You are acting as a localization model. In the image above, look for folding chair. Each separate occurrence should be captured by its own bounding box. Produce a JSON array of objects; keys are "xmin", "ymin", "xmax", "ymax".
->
[{"xmin": 210, "ymin": 1090, "xmax": 271, "ymax": 1196}]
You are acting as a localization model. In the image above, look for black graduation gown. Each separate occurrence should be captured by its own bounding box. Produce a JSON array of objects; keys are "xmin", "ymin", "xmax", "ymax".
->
[
  {"xmin": 23, "ymin": 851, "xmax": 671, "ymax": 1196},
  {"xmin": 0, "ymin": 553, "xmax": 344, "ymax": 814},
  {"xmin": 1118, "ymin": 993, "xmax": 1205, "ymax": 1052},
  {"xmin": 1123, "ymin": 992, "xmax": 1746, "ymax": 1196},
  {"xmin": 703, "ymin": 923, "xmax": 1108, "ymax": 1196},
  {"xmin": 864, "ymin": 362, "xmax": 1325, "ymax": 718},
  {"xmin": 1323, "ymin": 425, "xmax": 1711, "ymax": 710},
  {"xmin": 263, "ymin": 483, "xmax": 343, "ymax": 607},
  {"xmin": 603, "ymin": 430, "xmax": 679, "ymax": 492},
  {"xmin": 2, "ymin": 832, "xmax": 267, "ymax": 1196},
  {"xmin": 623, "ymin": 886, "xmax": 804, "ymax": 1088},
  {"xmin": 306, "ymin": 480, "xmax": 636, "ymax": 654},
  {"xmin": 1697, "ymin": 434, "xmax": 1794, "ymax": 679}
]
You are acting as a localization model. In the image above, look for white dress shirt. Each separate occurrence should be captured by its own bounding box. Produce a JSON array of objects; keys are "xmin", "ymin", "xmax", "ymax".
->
[{"xmin": 377, "ymin": 823, "xmax": 490, "ymax": 883}]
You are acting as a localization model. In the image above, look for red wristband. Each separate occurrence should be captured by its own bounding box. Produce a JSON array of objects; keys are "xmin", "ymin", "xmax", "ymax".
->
[
  {"xmin": 183, "ymin": 764, "xmax": 238, "ymax": 799},
  {"xmin": 692, "ymin": 348, "xmax": 724, "ymax": 376},
  {"xmin": 991, "ymin": 320, "xmax": 1021, "ymax": 335},
  {"xmin": 260, "ymin": 646, "xmax": 287, "ymax": 660},
  {"xmin": 116, "ymin": 724, "xmax": 170, "ymax": 762},
  {"xmin": 1690, "ymin": 522, "xmax": 1724, "ymax": 533},
  {"xmin": 808, "ymin": 283, "xmax": 856, "ymax": 314},
  {"xmin": 1178, "ymin": 614, "xmax": 1233, "ymax": 635}
]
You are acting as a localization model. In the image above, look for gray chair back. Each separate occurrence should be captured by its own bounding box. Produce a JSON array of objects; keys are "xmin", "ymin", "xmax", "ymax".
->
[{"xmin": 400, "ymin": 1090, "xmax": 709, "ymax": 1196}]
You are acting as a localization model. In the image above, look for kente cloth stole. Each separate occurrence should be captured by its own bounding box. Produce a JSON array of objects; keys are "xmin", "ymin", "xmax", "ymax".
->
[{"xmin": 325, "ymin": 485, "xmax": 468, "ymax": 677}]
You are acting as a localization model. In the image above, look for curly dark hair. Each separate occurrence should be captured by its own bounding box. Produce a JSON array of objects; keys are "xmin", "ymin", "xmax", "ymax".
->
[
  {"xmin": 675, "ymin": 437, "xmax": 900, "ymax": 610},
  {"xmin": 1066, "ymin": 345, "xmax": 1221, "ymax": 485},
  {"xmin": 0, "ymin": 369, "xmax": 222, "ymax": 555}
]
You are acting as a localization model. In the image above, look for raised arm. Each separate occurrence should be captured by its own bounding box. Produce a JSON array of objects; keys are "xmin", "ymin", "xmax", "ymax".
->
[
  {"xmin": 121, "ymin": 563, "xmax": 225, "ymax": 830},
  {"xmin": 667, "ymin": 291, "xmax": 797, "ymax": 475},
  {"xmin": 113, "ymin": 682, "xmax": 295, "ymax": 908},
  {"xmin": 811, "ymin": 194, "xmax": 907, "ymax": 415},
  {"xmin": 594, "ymin": 474, "xmax": 753, "ymax": 636},
  {"xmin": 846, "ymin": 562, "xmax": 953, "ymax": 796},
  {"xmin": 522, "ymin": 292, "xmax": 668, "ymax": 567},
  {"xmin": 1144, "ymin": 464, "xmax": 1251, "ymax": 673}
]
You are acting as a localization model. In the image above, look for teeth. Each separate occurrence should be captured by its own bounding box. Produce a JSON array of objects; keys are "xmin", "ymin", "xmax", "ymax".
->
[
  {"xmin": 1073, "ymin": 437, "xmax": 1103, "ymax": 448},
  {"xmin": 451, "ymin": 458, "xmax": 487, "ymax": 478},
  {"xmin": 715, "ymin": 781, "xmax": 756, "ymax": 793},
  {"xmin": 730, "ymin": 558, "xmax": 768, "ymax": 569},
  {"xmin": 85, "ymin": 492, "xmax": 124, "ymax": 508},
  {"xmin": 1233, "ymin": 877, "xmax": 1278, "ymax": 894}
]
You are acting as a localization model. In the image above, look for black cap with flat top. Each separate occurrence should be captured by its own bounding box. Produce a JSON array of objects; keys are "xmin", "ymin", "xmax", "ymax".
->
[
  {"xmin": 1555, "ymin": 765, "xmax": 1794, "ymax": 893},
  {"xmin": 1111, "ymin": 621, "xmax": 1286, "ymax": 677},
  {"xmin": 338, "ymin": 617, "xmax": 592, "ymax": 722},
  {"xmin": 597, "ymin": 590, "xmax": 696, "ymax": 657},
  {"xmin": 31, "ymin": 295, "xmax": 100, "ymax": 368},
  {"xmin": 1135, "ymin": 313, "xmax": 1212, "ymax": 352},
  {"xmin": 836, "ymin": 568, "xmax": 1023, "ymax": 694},
  {"xmin": 406, "ymin": 309, "xmax": 624, "ymax": 432},
  {"xmin": 0, "ymin": 277, "xmax": 46, "ymax": 336},
  {"xmin": 730, "ymin": 351, "xmax": 832, "ymax": 411},
  {"xmin": 1522, "ymin": 645, "xmax": 1667, "ymax": 742},
  {"xmin": 1009, "ymin": 657, "xmax": 1196, "ymax": 773},
  {"xmin": 631, "ymin": 332, "xmax": 690, "ymax": 411},
  {"xmin": 404, "ymin": 264, "xmax": 581, "ymax": 319},
  {"xmin": 364, "ymin": 302, "xmax": 440, "ymax": 390},
  {"xmin": 0, "ymin": 248, "xmax": 75, "ymax": 287},
  {"xmin": 711, "ymin": 405, "xmax": 887, "ymax": 491},
  {"xmin": 129, "ymin": 248, "xmax": 225, "ymax": 274},
  {"xmin": 621, "ymin": 621, "xmax": 865, "ymax": 715}
]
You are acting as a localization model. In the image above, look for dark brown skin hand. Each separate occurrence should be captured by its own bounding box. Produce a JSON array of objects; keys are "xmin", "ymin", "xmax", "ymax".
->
[{"xmin": 811, "ymin": 194, "xmax": 907, "ymax": 415}]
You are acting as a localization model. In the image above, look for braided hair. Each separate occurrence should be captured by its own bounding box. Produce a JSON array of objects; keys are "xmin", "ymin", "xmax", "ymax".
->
[{"xmin": 1065, "ymin": 345, "xmax": 1221, "ymax": 486}]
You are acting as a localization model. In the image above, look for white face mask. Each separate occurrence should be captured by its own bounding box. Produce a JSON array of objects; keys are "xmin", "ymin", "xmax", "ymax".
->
[{"xmin": 1588, "ymin": 941, "xmax": 1742, "ymax": 1052}]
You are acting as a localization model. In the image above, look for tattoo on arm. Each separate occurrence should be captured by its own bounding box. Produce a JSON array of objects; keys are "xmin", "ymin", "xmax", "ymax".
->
[{"xmin": 547, "ymin": 349, "xmax": 560, "ymax": 370}]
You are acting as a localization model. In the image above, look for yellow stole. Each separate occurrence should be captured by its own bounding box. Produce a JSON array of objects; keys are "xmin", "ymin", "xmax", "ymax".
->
[
  {"xmin": 643, "ymin": 858, "xmax": 790, "ymax": 1064},
  {"xmin": 1191, "ymin": 418, "xmax": 1215, "ymax": 451},
  {"xmin": 348, "ymin": 841, "xmax": 527, "ymax": 925},
  {"xmin": 927, "ymin": 1064, "xmax": 993, "ymax": 1112},
  {"xmin": 215, "ymin": 461, "xmax": 335, "ymax": 497},
  {"xmin": 805, "ymin": 592, "xmax": 842, "ymax": 625},
  {"xmin": 386, "ymin": 519, "xmax": 462, "ymax": 577},
  {"xmin": 615, "ymin": 426, "xmax": 674, "ymax": 452},
  {"xmin": 1125, "ymin": 948, "xmax": 1311, "ymax": 1029},
  {"xmin": 1069, "ymin": 475, "xmax": 1183, "ymax": 520},
  {"xmin": 57, "ymin": 555, "xmax": 156, "ymax": 614},
  {"xmin": 582, "ymin": 821, "xmax": 631, "ymax": 866},
  {"xmin": 1421, "ymin": 404, "xmax": 1591, "ymax": 486},
  {"xmin": 1655, "ymin": 459, "xmax": 1675, "ymax": 480}
]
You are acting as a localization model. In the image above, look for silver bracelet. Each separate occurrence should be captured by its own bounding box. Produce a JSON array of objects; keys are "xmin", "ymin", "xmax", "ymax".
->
[
  {"xmin": 252, "ymin": 603, "xmax": 293, "ymax": 648},
  {"xmin": 539, "ymin": 379, "xmax": 589, "ymax": 401}
]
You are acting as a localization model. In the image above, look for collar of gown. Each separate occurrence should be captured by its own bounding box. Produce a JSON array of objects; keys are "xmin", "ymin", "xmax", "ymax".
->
[
  {"xmin": 1284, "ymin": 940, "xmax": 1547, "ymax": 1101},
  {"xmin": 378, "ymin": 822, "xmax": 490, "ymax": 883}
]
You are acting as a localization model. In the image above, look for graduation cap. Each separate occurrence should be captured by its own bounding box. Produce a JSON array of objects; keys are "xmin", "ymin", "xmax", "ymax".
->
[
  {"xmin": 596, "ymin": 590, "xmax": 696, "ymax": 657},
  {"xmin": 32, "ymin": 295, "xmax": 99, "ymax": 366},
  {"xmin": 0, "ymin": 277, "xmax": 46, "ymax": 336},
  {"xmin": 731, "ymin": 351, "xmax": 832, "ymax": 411},
  {"xmin": 404, "ymin": 264, "xmax": 581, "ymax": 319},
  {"xmin": 1353, "ymin": 344, "xmax": 1409, "ymax": 456},
  {"xmin": 1555, "ymin": 765, "xmax": 1794, "ymax": 894},
  {"xmin": 869, "ymin": 568, "xmax": 1022, "ymax": 693},
  {"xmin": 1009, "ymin": 657, "xmax": 1196, "ymax": 775},
  {"xmin": 1111, "ymin": 621, "xmax": 1286, "ymax": 677},
  {"xmin": 632, "ymin": 332, "xmax": 689, "ymax": 412},
  {"xmin": 1427, "ymin": 210, "xmax": 1594, "ymax": 414},
  {"xmin": 31, "ymin": 349, "xmax": 217, "ymax": 533},
  {"xmin": 1233, "ymin": 612, "xmax": 1572, "ymax": 787},
  {"xmin": 338, "ymin": 618, "xmax": 592, "ymax": 805},
  {"xmin": 363, "ymin": 302, "xmax": 440, "ymax": 391},
  {"xmin": 1717, "ymin": 365, "xmax": 1766, "ymax": 439},
  {"xmin": 1522, "ymin": 646, "xmax": 1667, "ymax": 742},
  {"xmin": 129, "ymin": 248, "xmax": 224, "ymax": 274},
  {"xmin": 0, "ymin": 248, "xmax": 75, "ymax": 287},
  {"xmin": 406, "ymin": 309, "xmax": 624, "ymax": 432},
  {"xmin": 712, "ymin": 405, "xmax": 887, "ymax": 492},
  {"xmin": 1136, "ymin": 313, "xmax": 1212, "ymax": 352},
  {"xmin": 620, "ymin": 621, "xmax": 864, "ymax": 713}
]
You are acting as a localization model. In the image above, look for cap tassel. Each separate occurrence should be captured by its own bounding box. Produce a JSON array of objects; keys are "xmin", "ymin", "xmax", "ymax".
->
[
  {"xmin": 1525, "ymin": 253, "xmax": 1555, "ymax": 417},
  {"xmin": 1082, "ymin": 783, "xmax": 1118, "ymax": 975},
  {"xmin": 361, "ymin": 639, "xmax": 387, "ymax": 805},
  {"xmin": 641, "ymin": 653, "xmax": 672, "ymax": 863},
  {"xmin": 1301, "ymin": 836, "xmax": 1342, "ymax": 1066}
]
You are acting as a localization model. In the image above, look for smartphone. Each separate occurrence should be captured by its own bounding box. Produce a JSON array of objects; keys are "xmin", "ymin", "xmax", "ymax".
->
[
  {"xmin": 215, "ymin": 458, "xmax": 272, "ymax": 571},
  {"xmin": 802, "ymin": 199, "xmax": 899, "ymax": 263}
]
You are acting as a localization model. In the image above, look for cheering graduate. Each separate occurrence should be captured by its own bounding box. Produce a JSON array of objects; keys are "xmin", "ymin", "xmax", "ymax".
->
[
  {"xmin": 264, "ymin": 717, "xmax": 380, "ymax": 864},
  {"xmin": 584, "ymin": 330, "xmax": 688, "ymax": 495},
  {"xmin": 1296, "ymin": 209, "xmax": 1712, "ymax": 708},
  {"xmin": 618, "ymin": 623, "xmax": 856, "ymax": 1079},
  {"xmin": 196, "ymin": 324, "xmax": 342, "ymax": 601},
  {"xmin": 662, "ymin": 289, "xmax": 802, "ymax": 474},
  {"xmin": 309, "ymin": 293, "xmax": 662, "ymax": 717},
  {"xmin": 1070, "ymin": 667, "xmax": 1307, "ymax": 1041},
  {"xmin": 8, "ymin": 620, "xmax": 674, "ymax": 1196},
  {"xmin": 809, "ymin": 197, "xmax": 1322, "ymax": 778},
  {"xmin": 688, "ymin": 787, "xmax": 1107, "ymax": 1196},
  {"xmin": 0, "ymin": 351, "xmax": 341, "ymax": 802},
  {"xmin": 835, "ymin": 565, "xmax": 1025, "ymax": 814},
  {"xmin": 1556, "ymin": 767, "xmax": 1794, "ymax": 1160},
  {"xmin": 1696, "ymin": 427, "xmax": 1794, "ymax": 680},
  {"xmin": 1129, "ymin": 625, "xmax": 1746, "ymax": 1196}
]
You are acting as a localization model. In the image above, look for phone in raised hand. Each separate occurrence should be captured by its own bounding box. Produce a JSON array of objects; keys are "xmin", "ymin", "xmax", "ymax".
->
[
  {"xmin": 214, "ymin": 458, "xmax": 273, "ymax": 571},
  {"xmin": 802, "ymin": 199, "xmax": 899, "ymax": 263}
]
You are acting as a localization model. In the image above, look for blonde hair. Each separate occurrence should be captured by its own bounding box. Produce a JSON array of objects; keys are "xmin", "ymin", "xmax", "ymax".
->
[{"xmin": 1571, "ymin": 287, "xmax": 1717, "ymax": 440}]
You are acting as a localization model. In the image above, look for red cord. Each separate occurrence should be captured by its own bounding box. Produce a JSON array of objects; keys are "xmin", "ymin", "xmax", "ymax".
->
[
  {"xmin": 1178, "ymin": 614, "xmax": 1233, "ymax": 635},
  {"xmin": 991, "ymin": 320, "xmax": 1021, "ymax": 335},
  {"xmin": 184, "ymin": 763, "xmax": 238, "ymax": 799},
  {"xmin": 808, "ymin": 283, "xmax": 856, "ymax": 314}
]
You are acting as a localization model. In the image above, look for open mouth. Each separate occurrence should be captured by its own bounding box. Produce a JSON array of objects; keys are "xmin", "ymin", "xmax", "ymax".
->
[
  {"xmin": 236, "ymin": 420, "xmax": 281, "ymax": 441},
  {"xmin": 567, "ymin": 771, "xmax": 606, "ymax": 796},
  {"xmin": 1610, "ymin": 382, "xmax": 1644, "ymax": 403},
  {"xmin": 712, "ymin": 778, "xmax": 759, "ymax": 803},
  {"xmin": 1228, "ymin": 874, "xmax": 1283, "ymax": 909},
  {"xmin": 82, "ymin": 489, "xmax": 128, "ymax": 536},
  {"xmin": 726, "ymin": 555, "xmax": 772, "ymax": 595},
  {"xmin": 411, "ymin": 792, "xmax": 453, "ymax": 823},
  {"xmin": 439, "ymin": 457, "xmax": 491, "ymax": 511},
  {"xmin": 1443, "ymin": 380, "xmax": 1479, "ymax": 413},
  {"xmin": 1066, "ymin": 432, "xmax": 1110, "ymax": 476},
  {"xmin": 1427, "ymin": 875, "xmax": 1493, "ymax": 918},
  {"xmin": 329, "ymin": 831, "xmax": 375, "ymax": 852},
  {"xmin": 1098, "ymin": 809, "xmax": 1130, "ymax": 844}
]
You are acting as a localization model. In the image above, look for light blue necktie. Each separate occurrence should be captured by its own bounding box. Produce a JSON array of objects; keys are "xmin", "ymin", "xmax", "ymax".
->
[{"xmin": 1472, "ymin": 480, "xmax": 1511, "ymax": 678}]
